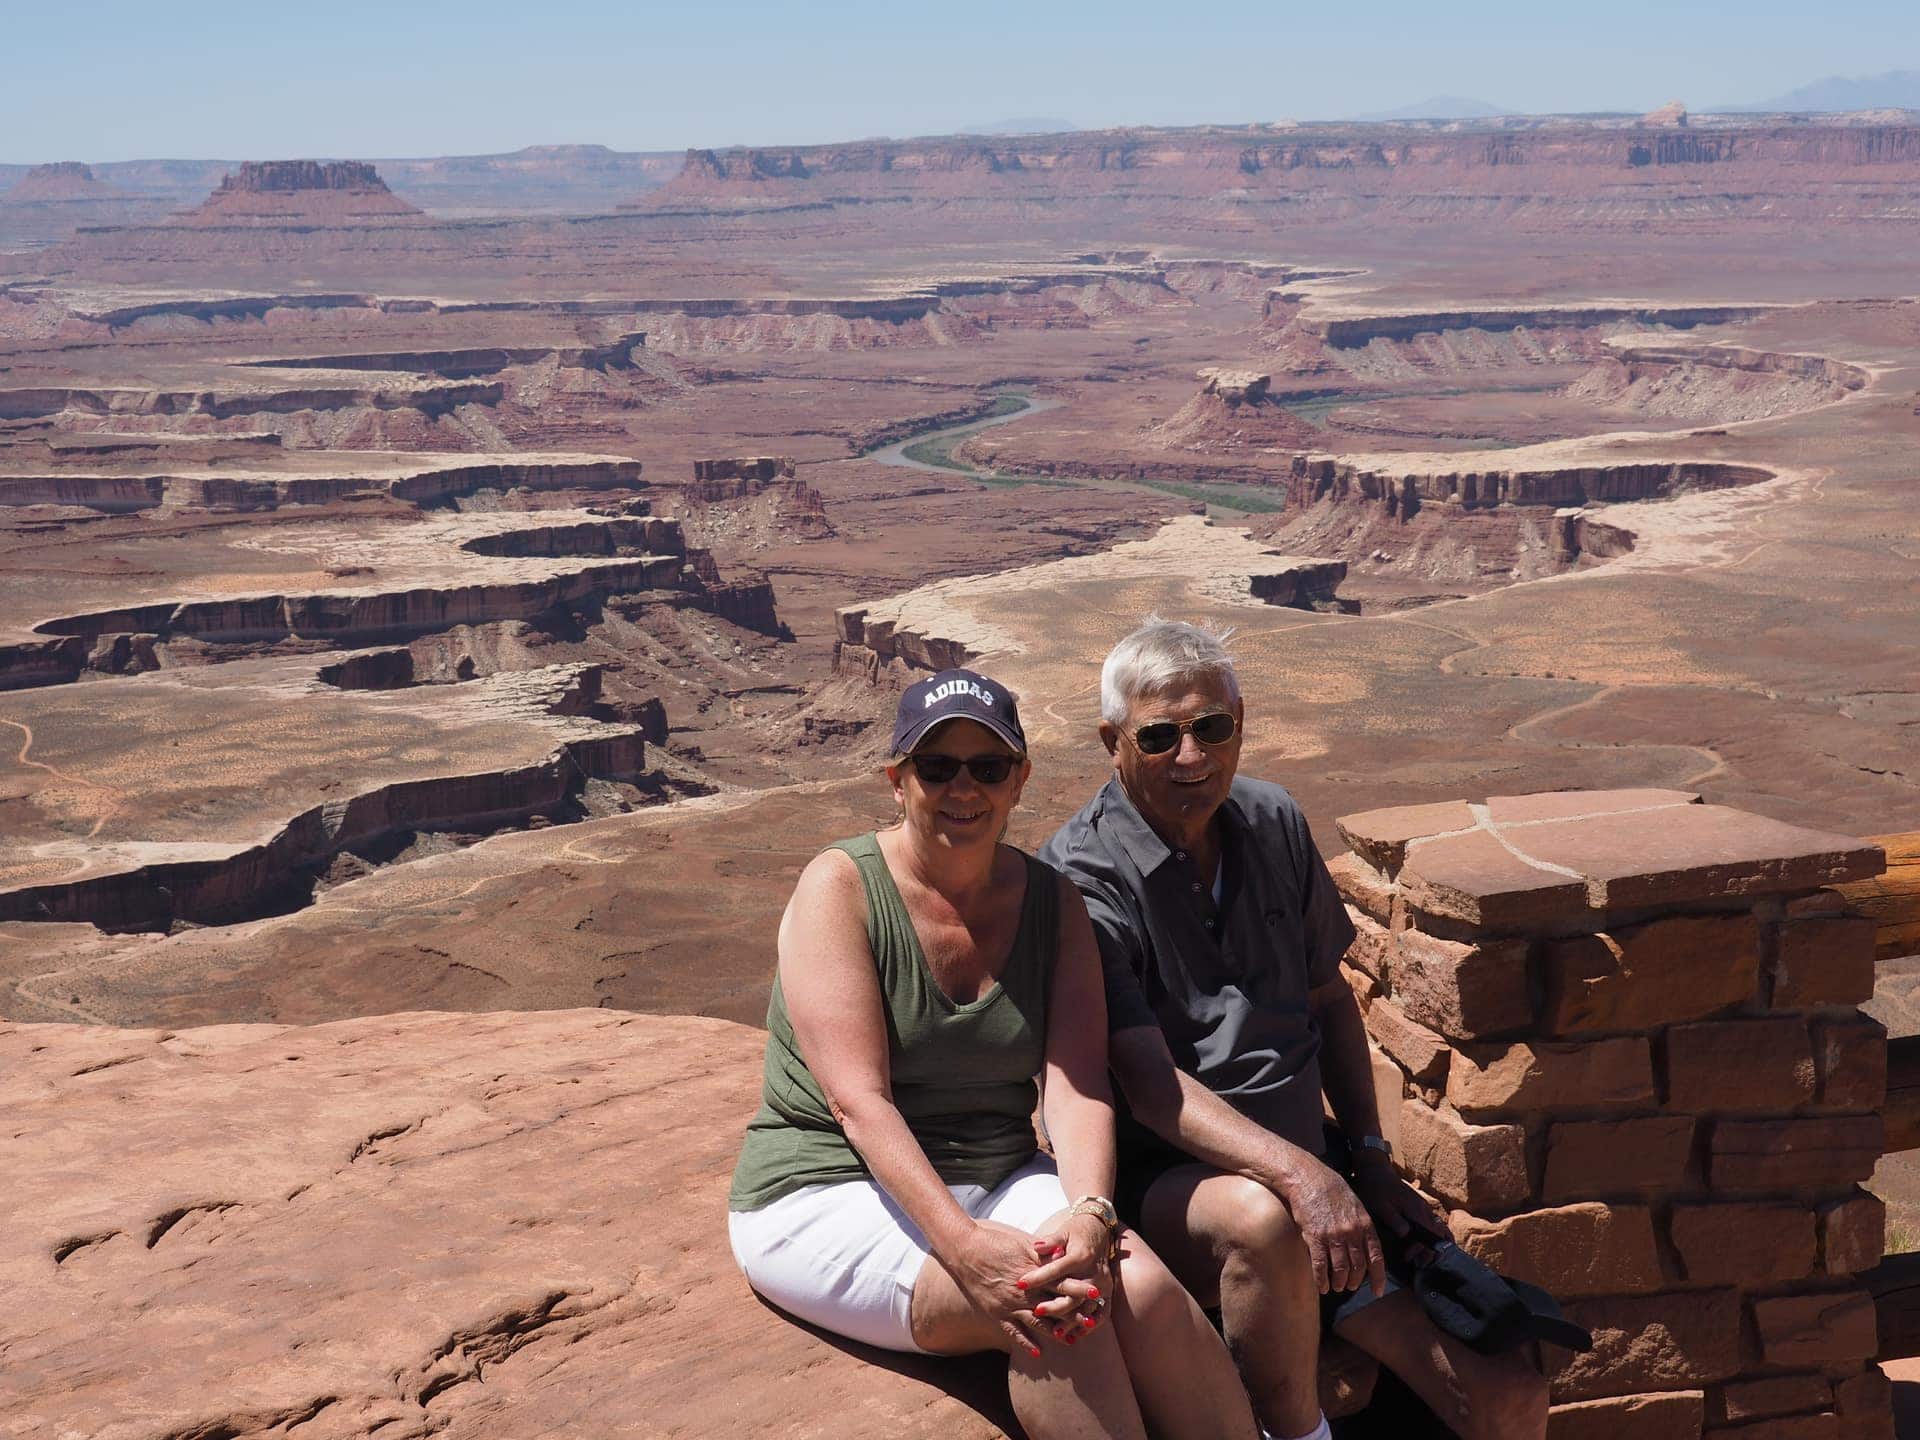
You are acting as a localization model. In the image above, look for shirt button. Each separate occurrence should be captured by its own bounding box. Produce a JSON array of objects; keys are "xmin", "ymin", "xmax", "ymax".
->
[
  {"xmin": 1175, "ymin": 851, "xmax": 1187, "ymax": 861},
  {"xmin": 1191, "ymin": 882, "xmax": 1202, "ymax": 893},
  {"xmin": 1205, "ymin": 919, "xmax": 1215, "ymax": 929}
]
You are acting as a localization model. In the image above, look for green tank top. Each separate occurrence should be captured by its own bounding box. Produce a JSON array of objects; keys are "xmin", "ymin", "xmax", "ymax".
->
[{"xmin": 729, "ymin": 832, "xmax": 1059, "ymax": 1211}]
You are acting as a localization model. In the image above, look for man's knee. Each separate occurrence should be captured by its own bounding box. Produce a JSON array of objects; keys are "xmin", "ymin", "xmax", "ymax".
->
[
  {"xmin": 1213, "ymin": 1177, "xmax": 1305, "ymax": 1267},
  {"xmin": 1460, "ymin": 1358, "xmax": 1549, "ymax": 1440}
]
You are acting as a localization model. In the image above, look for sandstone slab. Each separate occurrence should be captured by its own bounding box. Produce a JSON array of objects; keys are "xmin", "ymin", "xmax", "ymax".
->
[
  {"xmin": 1774, "ymin": 917, "xmax": 1879, "ymax": 1009},
  {"xmin": 1669, "ymin": 1202, "xmax": 1815, "ymax": 1285},
  {"xmin": 1546, "ymin": 1389, "xmax": 1704, "ymax": 1440},
  {"xmin": 0, "ymin": 1011, "xmax": 1027, "ymax": 1439},
  {"xmin": 1751, "ymin": 1290, "xmax": 1879, "ymax": 1369},
  {"xmin": 1386, "ymin": 929, "xmax": 1533, "ymax": 1040},
  {"xmin": 1542, "ymin": 1115, "xmax": 1695, "ymax": 1202},
  {"xmin": 1663, "ymin": 1018, "xmax": 1816, "ymax": 1112},
  {"xmin": 1548, "ymin": 1289, "xmax": 1742, "ymax": 1403},
  {"xmin": 1447, "ymin": 1037, "xmax": 1655, "ymax": 1116},
  {"xmin": 1398, "ymin": 1099, "xmax": 1530, "ymax": 1212},
  {"xmin": 1450, "ymin": 1202, "xmax": 1663, "ymax": 1297},
  {"xmin": 1709, "ymin": 1116, "xmax": 1883, "ymax": 1191},
  {"xmin": 1540, "ymin": 914, "xmax": 1760, "ymax": 1035}
]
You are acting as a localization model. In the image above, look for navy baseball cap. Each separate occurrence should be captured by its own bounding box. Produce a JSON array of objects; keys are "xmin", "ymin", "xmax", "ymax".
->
[{"xmin": 891, "ymin": 668, "xmax": 1026, "ymax": 757}]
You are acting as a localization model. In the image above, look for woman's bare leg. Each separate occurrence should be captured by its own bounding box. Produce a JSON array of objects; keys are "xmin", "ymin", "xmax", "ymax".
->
[
  {"xmin": 910, "ymin": 1248, "xmax": 1150, "ymax": 1440},
  {"xmin": 1108, "ymin": 1228, "xmax": 1263, "ymax": 1440}
]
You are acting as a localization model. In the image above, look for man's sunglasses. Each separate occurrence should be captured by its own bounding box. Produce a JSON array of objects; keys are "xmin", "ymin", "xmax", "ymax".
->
[
  {"xmin": 908, "ymin": 753, "xmax": 1020, "ymax": 786},
  {"xmin": 1130, "ymin": 711, "xmax": 1239, "ymax": 756}
]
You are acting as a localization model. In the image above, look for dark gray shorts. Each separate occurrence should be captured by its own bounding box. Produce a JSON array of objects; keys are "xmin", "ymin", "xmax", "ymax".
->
[{"xmin": 1117, "ymin": 1128, "xmax": 1405, "ymax": 1333}]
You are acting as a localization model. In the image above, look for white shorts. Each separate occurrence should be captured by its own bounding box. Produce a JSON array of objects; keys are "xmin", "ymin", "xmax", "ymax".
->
[{"xmin": 728, "ymin": 1154, "xmax": 1070, "ymax": 1353}]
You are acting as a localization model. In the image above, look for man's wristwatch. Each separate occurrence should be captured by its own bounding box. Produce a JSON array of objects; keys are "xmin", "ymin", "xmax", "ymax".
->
[{"xmin": 1353, "ymin": 1134, "xmax": 1394, "ymax": 1164}]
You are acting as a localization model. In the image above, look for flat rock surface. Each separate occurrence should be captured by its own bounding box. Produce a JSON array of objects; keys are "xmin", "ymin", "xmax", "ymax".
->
[{"xmin": 0, "ymin": 1008, "xmax": 1019, "ymax": 1439}]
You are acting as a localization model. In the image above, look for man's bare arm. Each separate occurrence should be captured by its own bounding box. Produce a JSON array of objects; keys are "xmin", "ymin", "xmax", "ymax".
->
[{"xmin": 1111, "ymin": 1023, "xmax": 1385, "ymax": 1294}]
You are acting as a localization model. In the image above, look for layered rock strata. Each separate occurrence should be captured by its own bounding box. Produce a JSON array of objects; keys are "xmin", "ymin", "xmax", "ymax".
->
[
  {"xmin": 1331, "ymin": 789, "xmax": 1892, "ymax": 1436},
  {"xmin": 183, "ymin": 161, "xmax": 423, "ymax": 224},
  {"xmin": 0, "ymin": 663, "xmax": 652, "ymax": 931},
  {"xmin": 0, "ymin": 454, "xmax": 644, "ymax": 513},
  {"xmin": 1286, "ymin": 454, "xmax": 1771, "ymax": 520},
  {"xmin": 833, "ymin": 516, "xmax": 1347, "ymax": 681}
]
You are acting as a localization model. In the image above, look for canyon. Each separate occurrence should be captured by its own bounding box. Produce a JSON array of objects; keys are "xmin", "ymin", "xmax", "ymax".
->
[{"xmin": 3, "ymin": 110, "xmax": 1919, "ymax": 1437}]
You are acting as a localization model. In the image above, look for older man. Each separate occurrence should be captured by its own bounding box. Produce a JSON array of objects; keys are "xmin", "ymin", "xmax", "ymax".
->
[{"xmin": 1039, "ymin": 619, "xmax": 1548, "ymax": 1440}]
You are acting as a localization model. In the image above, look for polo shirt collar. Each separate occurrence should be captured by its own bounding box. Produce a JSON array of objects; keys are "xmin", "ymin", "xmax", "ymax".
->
[{"xmin": 1097, "ymin": 775, "xmax": 1250, "ymax": 876}]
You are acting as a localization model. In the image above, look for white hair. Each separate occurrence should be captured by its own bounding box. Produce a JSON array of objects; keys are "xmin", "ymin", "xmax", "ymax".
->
[{"xmin": 1099, "ymin": 616, "xmax": 1240, "ymax": 725}]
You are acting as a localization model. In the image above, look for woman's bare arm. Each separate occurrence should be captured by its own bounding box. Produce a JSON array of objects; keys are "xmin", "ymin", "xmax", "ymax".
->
[{"xmin": 778, "ymin": 848, "xmax": 1055, "ymax": 1351}]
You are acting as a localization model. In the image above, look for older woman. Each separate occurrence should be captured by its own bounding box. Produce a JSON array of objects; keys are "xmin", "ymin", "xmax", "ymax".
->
[{"xmin": 730, "ymin": 668, "xmax": 1259, "ymax": 1440}]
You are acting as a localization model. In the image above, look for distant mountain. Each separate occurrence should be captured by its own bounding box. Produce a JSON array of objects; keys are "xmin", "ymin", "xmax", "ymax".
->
[
  {"xmin": 956, "ymin": 117, "xmax": 1078, "ymax": 136},
  {"xmin": 1351, "ymin": 96, "xmax": 1511, "ymax": 121},
  {"xmin": 1726, "ymin": 69, "xmax": 1920, "ymax": 113}
]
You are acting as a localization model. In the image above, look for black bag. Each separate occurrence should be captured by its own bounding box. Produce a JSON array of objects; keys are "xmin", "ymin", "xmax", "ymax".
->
[{"xmin": 1409, "ymin": 1240, "xmax": 1593, "ymax": 1355}]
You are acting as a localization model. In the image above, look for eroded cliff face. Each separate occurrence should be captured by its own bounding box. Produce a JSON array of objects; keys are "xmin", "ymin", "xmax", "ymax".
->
[
  {"xmin": 183, "ymin": 160, "xmax": 423, "ymax": 224},
  {"xmin": 644, "ymin": 122, "xmax": 1920, "ymax": 223}
]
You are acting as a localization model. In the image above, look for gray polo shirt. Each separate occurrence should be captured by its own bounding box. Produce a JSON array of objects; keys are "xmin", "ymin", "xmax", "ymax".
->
[{"xmin": 1039, "ymin": 775, "xmax": 1356, "ymax": 1162}]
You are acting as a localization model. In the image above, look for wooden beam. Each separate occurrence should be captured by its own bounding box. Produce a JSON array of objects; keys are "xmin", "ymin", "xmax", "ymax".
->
[
  {"xmin": 1867, "ymin": 1250, "xmax": 1920, "ymax": 1361},
  {"xmin": 1840, "ymin": 831, "xmax": 1920, "ymax": 962}
]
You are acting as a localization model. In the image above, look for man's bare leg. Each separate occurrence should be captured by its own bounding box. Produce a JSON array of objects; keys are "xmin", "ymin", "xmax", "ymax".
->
[
  {"xmin": 1138, "ymin": 1165, "xmax": 1325, "ymax": 1437},
  {"xmin": 1335, "ymin": 1290, "xmax": 1549, "ymax": 1440}
]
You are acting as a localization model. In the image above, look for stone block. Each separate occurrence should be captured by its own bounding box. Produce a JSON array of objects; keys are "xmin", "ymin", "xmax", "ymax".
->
[
  {"xmin": 1664, "ymin": 1019, "xmax": 1815, "ymax": 1113},
  {"xmin": 1336, "ymin": 799, "xmax": 1477, "ymax": 875},
  {"xmin": 1368, "ymin": 1042, "xmax": 1404, "ymax": 1154},
  {"xmin": 1772, "ymin": 918, "xmax": 1878, "ymax": 1009},
  {"xmin": 1398, "ymin": 826, "xmax": 1591, "ymax": 929},
  {"xmin": 1388, "ymin": 929, "xmax": 1533, "ymax": 1039},
  {"xmin": 1670, "ymin": 1203, "xmax": 1815, "ymax": 1285},
  {"xmin": 1719, "ymin": 1375, "xmax": 1833, "ymax": 1423},
  {"xmin": 1543, "ymin": 1116, "xmax": 1695, "ymax": 1201},
  {"xmin": 1708, "ymin": 1117, "xmax": 1882, "ymax": 1191},
  {"xmin": 1449, "ymin": 1037, "xmax": 1655, "ymax": 1117},
  {"xmin": 1832, "ymin": 1369, "xmax": 1894, "ymax": 1440},
  {"xmin": 1451, "ymin": 1202, "xmax": 1663, "ymax": 1297},
  {"xmin": 1329, "ymin": 853, "xmax": 1396, "ymax": 925},
  {"xmin": 1811, "ymin": 1017, "xmax": 1886, "ymax": 1112},
  {"xmin": 1818, "ymin": 1191, "xmax": 1886, "ymax": 1276},
  {"xmin": 1399, "ymin": 1099, "xmax": 1531, "ymax": 1212},
  {"xmin": 1366, "ymin": 995, "xmax": 1450, "ymax": 1086},
  {"xmin": 1484, "ymin": 788, "xmax": 1701, "ymax": 825},
  {"xmin": 1548, "ymin": 1390, "xmax": 1705, "ymax": 1440},
  {"xmin": 1751, "ymin": 1291, "xmax": 1878, "ymax": 1369},
  {"xmin": 1541, "ymin": 914, "xmax": 1761, "ymax": 1034},
  {"xmin": 1549, "ymin": 1289, "xmax": 1743, "ymax": 1403},
  {"xmin": 1346, "ymin": 908, "xmax": 1392, "ymax": 982},
  {"xmin": 1703, "ymin": 1417, "xmax": 1837, "ymax": 1439},
  {"xmin": 1503, "ymin": 806, "xmax": 1885, "ymax": 911},
  {"xmin": 1340, "ymin": 960, "xmax": 1378, "ymax": 1013},
  {"xmin": 1785, "ymin": 889, "xmax": 1850, "ymax": 918}
]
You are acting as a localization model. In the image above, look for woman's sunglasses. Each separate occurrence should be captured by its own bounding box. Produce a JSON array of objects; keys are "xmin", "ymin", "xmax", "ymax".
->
[
  {"xmin": 907, "ymin": 753, "xmax": 1019, "ymax": 786},
  {"xmin": 1130, "ymin": 711, "xmax": 1238, "ymax": 756}
]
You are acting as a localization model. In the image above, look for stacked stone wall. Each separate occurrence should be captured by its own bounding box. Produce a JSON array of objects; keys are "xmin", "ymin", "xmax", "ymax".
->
[{"xmin": 1331, "ymin": 789, "xmax": 1892, "ymax": 1438}]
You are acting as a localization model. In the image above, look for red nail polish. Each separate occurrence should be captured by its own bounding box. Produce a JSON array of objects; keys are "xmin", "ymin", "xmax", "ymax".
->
[
  {"xmin": 1087, "ymin": 1287, "xmax": 1100, "ymax": 1299},
  {"xmin": 1015, "ymin": 1280, "xmax": 1027, "ymax": 1291},
  {"xmin": 1029, "ymin": 1346, "xmax": 1042, "ymax": 1358},
  {"xmin": 1065, "ymin": 1334, "xmax": 1077, "ymax": 1345}
]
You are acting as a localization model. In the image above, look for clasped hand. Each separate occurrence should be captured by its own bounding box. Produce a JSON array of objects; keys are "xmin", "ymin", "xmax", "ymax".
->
[{"xmin": 954, "ymin": 1214, "xmax": 1112, "ymax": 1355}]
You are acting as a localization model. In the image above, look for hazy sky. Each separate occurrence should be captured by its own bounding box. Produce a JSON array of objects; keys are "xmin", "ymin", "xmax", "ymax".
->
[{"xmin": 8, "ymin": 0, "xmax": 1917, "ymax": 162}]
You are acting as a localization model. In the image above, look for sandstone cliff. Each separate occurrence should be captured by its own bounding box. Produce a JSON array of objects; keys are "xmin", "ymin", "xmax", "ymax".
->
[{"xmin": 180, "ymin": 161, "xmax": 423, "ymax": 225}]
